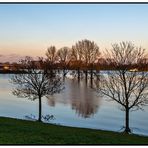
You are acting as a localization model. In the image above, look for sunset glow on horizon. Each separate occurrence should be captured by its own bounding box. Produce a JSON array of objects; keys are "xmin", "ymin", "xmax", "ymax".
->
[{"xmin": 0, "ymin": 4, "xmax": 148, "ymax": 62}]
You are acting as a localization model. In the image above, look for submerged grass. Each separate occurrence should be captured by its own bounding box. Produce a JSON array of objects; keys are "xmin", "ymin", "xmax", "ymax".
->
[{"xmin": 0, "ymin": 117, "xmax": 147, "ymax": 144}]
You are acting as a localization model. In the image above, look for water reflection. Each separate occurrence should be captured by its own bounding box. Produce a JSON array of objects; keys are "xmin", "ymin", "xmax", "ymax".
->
[
  {"xmin": 47, "ymin": 79, "xmax": 101, "ymax": 118},
  {"xmin": 0, "ymin": 74, "xmax": 148, "ymax": 136},
  {"xmin": 47, "ymin": 96, "xmax": 56, "ymax": 107}
]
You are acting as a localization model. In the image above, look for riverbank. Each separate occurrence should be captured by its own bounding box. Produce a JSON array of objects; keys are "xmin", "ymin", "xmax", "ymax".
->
[{"xmin": 0, "ymin": 117, "xmax": 147, "ymax": 144}]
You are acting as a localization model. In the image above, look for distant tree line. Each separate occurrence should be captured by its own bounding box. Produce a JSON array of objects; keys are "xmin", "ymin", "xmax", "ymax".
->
[
  {"xmin": 7, "ymin": 39, "xmax": 148, "ymax": 86},
  {"xmin": 3, "ymin": 39, "xmax": 148, "ymax": 72},
  {"xmin": 10, "ymin": 40, "xmax": 148, "ymax": 135}
]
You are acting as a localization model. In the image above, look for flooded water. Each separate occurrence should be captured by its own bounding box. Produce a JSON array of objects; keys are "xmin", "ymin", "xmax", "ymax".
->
[{"xmin": 0, "ymin": 74, "xmax": 148, "ymax": 136}]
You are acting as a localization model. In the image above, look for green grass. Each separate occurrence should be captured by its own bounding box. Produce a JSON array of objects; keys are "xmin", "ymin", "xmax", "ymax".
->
[{"xmin": 0, "ymin": 117, "xmax": 147, "ymax": 144}]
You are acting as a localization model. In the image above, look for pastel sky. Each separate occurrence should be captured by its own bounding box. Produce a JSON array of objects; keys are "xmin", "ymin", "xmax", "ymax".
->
[{"xmin": 0, "ymin": 4, "xmax": 148, "ymax": 60}]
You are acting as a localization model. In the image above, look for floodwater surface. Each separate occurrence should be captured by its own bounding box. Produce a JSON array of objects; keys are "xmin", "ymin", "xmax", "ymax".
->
[{"xmin": 0, "ymin": 74, "xmax": 148, "ymax": 136}]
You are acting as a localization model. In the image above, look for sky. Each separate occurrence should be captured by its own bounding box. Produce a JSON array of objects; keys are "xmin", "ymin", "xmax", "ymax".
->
[{"xmin": 0, "ymin": 4, "xmax": 148, "ymax": 62}]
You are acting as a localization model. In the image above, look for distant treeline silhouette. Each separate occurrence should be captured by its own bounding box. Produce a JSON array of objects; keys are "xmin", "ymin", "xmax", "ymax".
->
[{"xmin": 1, "ymin": 39, "xmax": 148, "ymax": 74}]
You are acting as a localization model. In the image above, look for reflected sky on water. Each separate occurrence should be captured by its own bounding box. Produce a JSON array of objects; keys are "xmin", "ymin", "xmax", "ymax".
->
[{"xmin": 0, "ymin": 74, "xmax": 148, "ymax": 136}]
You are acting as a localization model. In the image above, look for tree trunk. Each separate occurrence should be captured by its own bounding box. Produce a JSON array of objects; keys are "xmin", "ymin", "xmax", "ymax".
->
[
  {"xmin": 85, "ymin": 70, "xmax": 88, "ymax": 84},
  {"xmin": 90, "ymin": 69, "xmax": 93, "ymax": 88},
  {"xmin": 77, "ymin": 68, "xmax": 80, "ymax": 82},
  {"xmin": 63, "ymin": 69, "xmax": 65, "ymax": 82},
  {"xmin": 124, "ymin": 108, "xmax": 131, "ymax": 134},
  {"xmin": 90, "ymin": 69, "xmax": 93, "ymax": 81},
  {"xmin": 38, "ymin": 96, "xmax": 42, "ymax": 122}
]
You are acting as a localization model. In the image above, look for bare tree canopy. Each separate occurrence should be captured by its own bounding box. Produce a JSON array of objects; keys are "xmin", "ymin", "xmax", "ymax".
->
[
  {"xmin": 57, "ymin": 47, "xmax": 71, "ymax": 63},
  {"xmin": 96, "ymin": 41, "xmax": 148, "ymax": 133},
  {"xmin": 11, "ymin": 56, "xmax": 63, "ymax": 122},
  {"xmin": 56, "ymin": 47, "xmax": 71, "ymax": 80},
  {"xmin": 72, "ymin": 39, "xmax": 100, "ymax": 65},
  {"xmin": 104, "ymin": 42, "xmax": 148, "ymax": 69},
  {"xmin": 46, "ymin": 46, "xmax": 57, "ymax": 63}
]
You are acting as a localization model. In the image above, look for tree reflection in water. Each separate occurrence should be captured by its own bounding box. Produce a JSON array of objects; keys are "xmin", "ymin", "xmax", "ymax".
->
[
  {"xmin": 47, "ymin": 78, "xmax": 101, "ymax": 118},
  {"xmin": 47, "ymin": 96, "xmax": 56, "ymax": 107}
]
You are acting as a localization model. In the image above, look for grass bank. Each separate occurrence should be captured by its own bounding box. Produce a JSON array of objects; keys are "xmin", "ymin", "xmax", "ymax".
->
[{"xmin": 0, "ymin": 117, "xmax": 147, "ymax": 144}]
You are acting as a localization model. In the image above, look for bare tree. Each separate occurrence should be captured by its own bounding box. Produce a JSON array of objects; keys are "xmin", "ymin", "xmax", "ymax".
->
[
  {"xmin": 81, "ymin": 39, "xmax": 100, "ymax": 65},
  {"xmin": 11, "ymin": 56, "xmax": 63, "ymax": 122},
  {"xmin": 46, "ymin": 46, "xmax": 57, "ymax": 64},
  {"xmin": 69, "ymin": 45, "xmax": 83, "ymax": 82},
  {"xmin": 57, "ymin": 47, "xmax": 71, "ymax": 80},
  {"xmin": 72, "ymin": 39, "xmax": 100, "ymax": 84},
  {"xmin": 96, "ymin": 42, "xmax": 148, "ymax": 134},
  {"xmin": 57, "ymin": 47, "xmax": 70, "ymax": 62}
]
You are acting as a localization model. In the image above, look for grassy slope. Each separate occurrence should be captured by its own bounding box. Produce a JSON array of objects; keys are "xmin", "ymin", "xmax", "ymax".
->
[{"xmin": 0, "ymin": 117, "xmax": 147, "ymax": 144}]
